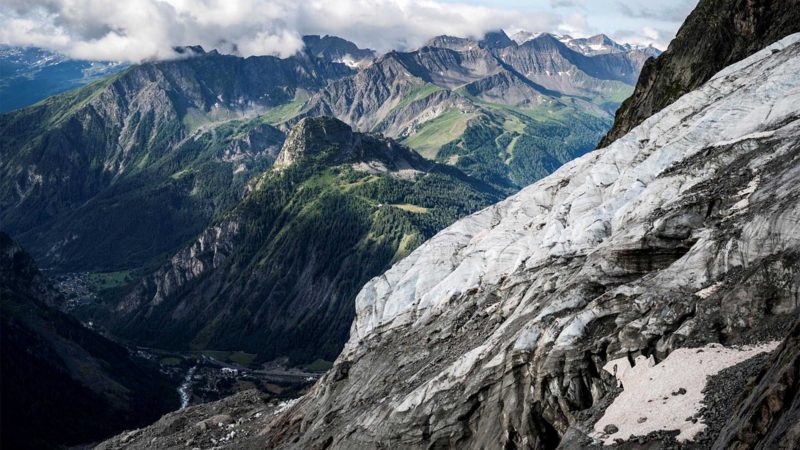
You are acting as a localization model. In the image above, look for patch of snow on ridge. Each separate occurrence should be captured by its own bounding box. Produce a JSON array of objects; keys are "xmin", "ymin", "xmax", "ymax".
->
[
  {"xmin": 593, "ymin": 341, "xmax": 780, "ymax": 444},
  {"xmin": 273, "ymin": 398, "xmax": 299, "ymax": 416}
]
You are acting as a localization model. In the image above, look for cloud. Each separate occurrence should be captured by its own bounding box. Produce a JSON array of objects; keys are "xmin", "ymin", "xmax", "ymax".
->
[
  {"xmin": 0, "ymin": 0, "xmax": 565, "ymax": 62},
  {"xmin": 556, "ymin": 13, "xmax": 592, "ymax": 37},
  {"xmin": 550, "ymin": 0, "xmax": 584, "ymax": 8},
  {"xmin": 612, "ymin": 26, "xmax": 674, "ymax": 50},
  {"xmin": 616, "ymin": 1, "xmax": 696, "ymax": 23}
]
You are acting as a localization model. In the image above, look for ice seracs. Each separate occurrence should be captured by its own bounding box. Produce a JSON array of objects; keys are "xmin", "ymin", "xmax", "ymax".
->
[{"xmin": 350, "ymin": 33, "xmax": 800, "ymax": 346}]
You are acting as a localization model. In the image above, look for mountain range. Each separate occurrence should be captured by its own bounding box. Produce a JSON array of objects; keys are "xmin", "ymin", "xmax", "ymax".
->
[
  {"xmin": 0, "ymin": 30, "xmax": 656, "ymax": 369},
  {"xmin": 88, "ymin": 0, "xmax": 800, "ymax": 448},
  {"xmin": 0, "ymin": 45, "xmax": 127, "ymax": 113},
  {"xmin": 0, "ymin": 31, "xmax": 655, "ymax": 272},
  {"xmin": 13, "ymin": 9, "xmax": 800, "ymax": 448}
]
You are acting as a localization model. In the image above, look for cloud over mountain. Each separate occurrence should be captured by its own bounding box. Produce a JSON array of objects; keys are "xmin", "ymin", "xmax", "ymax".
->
[
  {"xmin": 0, "ymin": 0, "xmax": 697, "ymax": 62},
  {"xmin": 0, "ymin": 0, "xmax": 563, "ymax": 62}
]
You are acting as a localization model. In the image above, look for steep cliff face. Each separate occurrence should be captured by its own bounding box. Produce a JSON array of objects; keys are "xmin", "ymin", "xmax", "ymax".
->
[
  {"xmin": 0, "ymin": 233, "xmax": 178, "ymax": 450},
  {"xmin": 598, "ymin": 0, "xmax": 800, "ymax": 148},
  {"xmin": 95, "ymin": 117, "xmax": 501, "ymax": 365}
]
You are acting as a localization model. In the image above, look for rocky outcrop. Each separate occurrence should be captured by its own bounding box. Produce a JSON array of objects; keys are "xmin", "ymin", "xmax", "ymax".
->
[
  {"xmin": 598, "ymin": 0, "xmax": 800, "ymax": 148},
  {"xmin": 94, "ymin": 390, "xmax": 279, "ymax": 450},
  {"xmin": 302, "ymin": 35, "xmax": 376, "ymax": 65}
]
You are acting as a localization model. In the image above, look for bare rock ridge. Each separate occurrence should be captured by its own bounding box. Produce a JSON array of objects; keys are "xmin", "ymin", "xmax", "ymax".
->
[
  {"xmin": 274, "ymin": 116, "xmax": 429, "ymax": 171},
  {"xmin": 96, "ymin": 32, "xmax": 800, "ymax": 450},
  {"xmin": 598, "ymin": 0, "xmax": 800, "ymax": 148}
]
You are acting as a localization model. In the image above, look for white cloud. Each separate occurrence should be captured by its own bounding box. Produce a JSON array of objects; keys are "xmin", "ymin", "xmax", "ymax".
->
[
  {"xmin": 0, "ymin": 0, "xmax": 562, "ymax": 62},
  {"xmin": 0, "ymin": 0, "xmax": 698, "ymax": 62},
  {"xmin": 612, "ymin": 26, "xmax": 675, "ymax": 50},
  {"xmin": 556, "ymin": 13, "xmax": 593, "ymax": 37}
]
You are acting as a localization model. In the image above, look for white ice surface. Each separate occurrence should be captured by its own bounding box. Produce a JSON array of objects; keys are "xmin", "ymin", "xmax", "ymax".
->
[{"xmin": 345, "ymin": 33, "xmax": 800, "ymax": 349}]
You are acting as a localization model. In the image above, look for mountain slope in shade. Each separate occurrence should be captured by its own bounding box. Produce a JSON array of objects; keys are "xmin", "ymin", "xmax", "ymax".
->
[
  {"xmin": 96, "ymin": 31, "xmax": 800, "ymax": 450},
  {"xmin": 83, "ymin": 117, "xmax": 501, "ymax": 365},
  {"xmin": 0, "ymin": 232, "xmax": 178, "ymax": 450},
  {"xmin": 598, "ymin": 0, "xmax": 800, "ymax": 148},
  {"xmin": 0, "ymin": 49, "xmax": 351, "ymax": 272}
]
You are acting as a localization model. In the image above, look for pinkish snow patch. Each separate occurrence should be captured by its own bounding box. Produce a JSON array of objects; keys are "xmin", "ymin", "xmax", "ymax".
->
[{"xmin": 593, "ymin": 341, "xmax": 780, "ymax": 445}]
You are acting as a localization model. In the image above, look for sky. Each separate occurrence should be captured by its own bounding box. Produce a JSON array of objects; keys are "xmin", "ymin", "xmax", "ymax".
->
[{"xmin": 0, "ymin": 0, "xmax": 698, "ymax": 62}]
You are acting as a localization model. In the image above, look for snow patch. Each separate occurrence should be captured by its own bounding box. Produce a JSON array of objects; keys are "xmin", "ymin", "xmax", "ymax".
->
[
  {"xmin": 273, "ymin": 398, "xmax": 299, "ymax": 416},
  {"xmin": 594, "ymin": 341, "xmax": 780, "ymax": 444},
  {"xmin": 694, "ymin": 281, "xmax": 723, "ymax": 299}
]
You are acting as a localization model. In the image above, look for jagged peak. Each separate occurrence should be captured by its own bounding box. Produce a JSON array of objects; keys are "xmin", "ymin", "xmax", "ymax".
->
[
  {"xmin": 301, "ymin": 34, "xmax": 376, "ymax": 64},
  {"xmin": 480, "ymin": 30, "xmax": 515, "ymax": 49},
  {"xmin": 274, "ymin": 117, "xmax": 356, "ymax": 168},
  {"xmin": 423, "ymin": 35, "xmax": 477, "ymax": 52},
  {"xmin": 273, "ymin": 117, "xmax": 430, "ymax": 174}
]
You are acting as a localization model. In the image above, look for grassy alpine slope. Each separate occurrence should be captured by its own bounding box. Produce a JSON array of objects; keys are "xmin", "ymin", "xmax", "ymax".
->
[{"xmin": 85, "ymin": 117, "xmax": 502, "ymax": 365}]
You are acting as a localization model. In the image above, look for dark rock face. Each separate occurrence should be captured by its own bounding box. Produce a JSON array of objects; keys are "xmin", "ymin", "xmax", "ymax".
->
[
  {"xmin": 0, "ymin": 232, "xmax": 178, "ymax": 450},
  {"xmin": 598, "ymin": 0, "xmax": 800, "ymax": 148}
]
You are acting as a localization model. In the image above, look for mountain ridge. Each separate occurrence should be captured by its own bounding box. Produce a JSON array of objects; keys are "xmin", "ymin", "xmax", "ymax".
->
[
  {"xmin": 599, "ymin": 0, "xmax": 800, "ymax": 147},
  {"xmin": 81, "ymin": 117, "xmax": 501, "ymax": 365}
]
